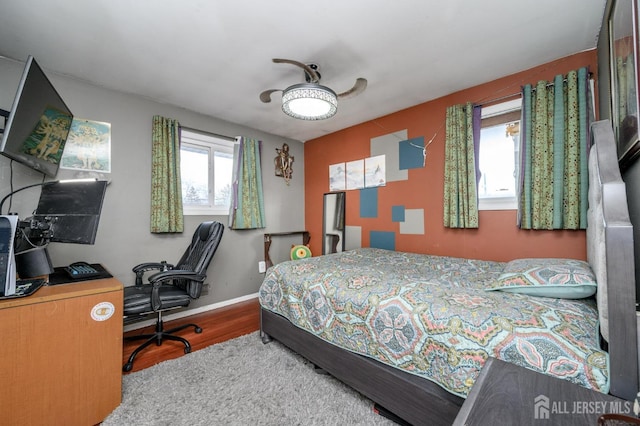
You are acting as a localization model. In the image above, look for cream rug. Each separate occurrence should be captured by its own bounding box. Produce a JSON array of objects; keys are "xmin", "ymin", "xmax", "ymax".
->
[{"xmin": 103, "ymin": 332, "xmax": 395, "ymax": 425}]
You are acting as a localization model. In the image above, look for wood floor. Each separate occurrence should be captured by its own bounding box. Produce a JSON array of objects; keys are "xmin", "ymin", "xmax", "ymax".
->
[{"xmin": 122, "ymin": 297, "xmax": 260, "ymax": 373}]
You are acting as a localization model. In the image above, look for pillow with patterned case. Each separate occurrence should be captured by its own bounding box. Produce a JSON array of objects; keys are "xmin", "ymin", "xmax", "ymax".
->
[{"xmin": 486, "ymin": 258, "xmax": 597, "ymax": 299}]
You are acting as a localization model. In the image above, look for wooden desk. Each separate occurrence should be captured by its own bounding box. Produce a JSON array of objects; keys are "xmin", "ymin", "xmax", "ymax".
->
[{"xmin": 0, "ymin": 277, "xmax": 123, "ymax": 426}]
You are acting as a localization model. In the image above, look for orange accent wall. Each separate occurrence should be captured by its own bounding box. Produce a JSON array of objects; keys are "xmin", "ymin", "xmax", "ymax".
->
[{"xmin": 304, "ymin": 50, "xmax": 597, "ymax": 262}]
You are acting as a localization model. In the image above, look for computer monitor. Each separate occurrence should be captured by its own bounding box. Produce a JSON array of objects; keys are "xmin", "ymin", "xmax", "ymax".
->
[
  {"xmin": 0, "ymin": 56, "xmax": 73, "ymax": 177},
  {"xmin": 32, "ymin": 180, "xmax": 108, "ymax": 244}
]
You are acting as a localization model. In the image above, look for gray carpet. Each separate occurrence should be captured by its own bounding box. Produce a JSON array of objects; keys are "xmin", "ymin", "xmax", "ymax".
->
[{"xmin": 103, "ymin": 332, "xmax": 396, "ymax": 425}]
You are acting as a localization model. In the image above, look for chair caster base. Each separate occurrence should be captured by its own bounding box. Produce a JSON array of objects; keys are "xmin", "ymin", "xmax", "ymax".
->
[{"xmin": 122, "ymin": 321, "xmax": 202, "ymax": 372}]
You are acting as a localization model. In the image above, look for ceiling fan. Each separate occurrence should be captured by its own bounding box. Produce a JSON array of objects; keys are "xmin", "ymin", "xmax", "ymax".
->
[{"xmin": 259, "ymin": 58, "xmax": 367, "ymax": 120}]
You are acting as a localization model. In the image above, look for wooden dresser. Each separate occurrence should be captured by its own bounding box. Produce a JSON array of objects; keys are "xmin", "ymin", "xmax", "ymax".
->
[{"xmin": 0, "ymin": 277, "xmax": 123, "ymax": 426}]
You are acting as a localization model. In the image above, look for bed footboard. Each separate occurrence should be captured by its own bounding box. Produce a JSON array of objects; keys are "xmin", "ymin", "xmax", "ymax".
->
[{"xmin": 260, "ymin": 307, "xmax": 463, "ymax": 426}]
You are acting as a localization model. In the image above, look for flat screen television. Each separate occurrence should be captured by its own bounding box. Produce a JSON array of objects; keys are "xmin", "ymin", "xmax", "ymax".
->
[
  {"xmin": 0, "ymin": 55, "xmax": 73, "ymax": 177},
  {"xmin": 32, "ymin": 180, "xmax": 108, "ymax": 244}
]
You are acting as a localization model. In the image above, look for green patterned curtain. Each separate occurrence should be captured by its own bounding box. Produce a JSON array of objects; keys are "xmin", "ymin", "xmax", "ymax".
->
[
  {"xmin": 150, "ymin": 115, "xmax": 184, "ymax": 233},
  {"xmin": 518, "ymin": 67, "xmax": 590, "ymax": 230},
  {"xmin": 443, "ymin": 102, "xmax": 480, "ymax": 228},
  {"xmin": 229, "ymin": 137, "xmax": 266, "ymax": 229}
]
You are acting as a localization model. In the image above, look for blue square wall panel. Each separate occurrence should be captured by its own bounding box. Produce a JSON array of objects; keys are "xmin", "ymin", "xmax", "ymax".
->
[
  {"xmin": 399, "ymin": 137, "xmax": 425, "ymax": 170},
  {"xmin": 370, "ymin": 231, "xmax": 395, "ymax": 251},
  {"xmin": 360, "ymin": 187, "xmax": 378, "ymax": 218},
  {"xmin": 392, "ymin": 205, "xmax": 405, "ymax": 222}
]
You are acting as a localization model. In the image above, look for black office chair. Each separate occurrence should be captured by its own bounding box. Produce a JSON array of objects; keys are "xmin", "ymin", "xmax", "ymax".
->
[{"xmin": 122, "ymin": 221, "xmax": 224, "ymax": 372}]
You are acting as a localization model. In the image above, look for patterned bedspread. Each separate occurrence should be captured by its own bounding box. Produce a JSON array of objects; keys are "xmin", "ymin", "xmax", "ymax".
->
[{"xmin": 259, "ymin": 248, "xmax": 609, "ymax": 398}]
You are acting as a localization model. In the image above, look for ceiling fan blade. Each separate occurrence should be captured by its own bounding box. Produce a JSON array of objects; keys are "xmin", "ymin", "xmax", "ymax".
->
[
  {"xmin": 272, "ymin": 58, "xmax": 320, "ymax": 83},
  {"xmin": 259, "ymin": 89, "xmax": 282, "ymax": 103},
  {"xmin": 337, "ymin": 78, "xmax": 367, "ymax": 100}
]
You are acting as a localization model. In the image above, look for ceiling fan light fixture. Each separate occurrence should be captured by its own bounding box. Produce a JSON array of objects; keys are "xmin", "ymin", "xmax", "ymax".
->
[{"xmin": 281, "ymin": 83, "xmax": 337, "ymax": 120}]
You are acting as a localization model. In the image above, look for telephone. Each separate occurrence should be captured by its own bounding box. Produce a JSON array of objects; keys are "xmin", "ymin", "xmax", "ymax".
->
[{"xmin": 64, "ymin": 262, "xmax": 100, "ymax": 280}]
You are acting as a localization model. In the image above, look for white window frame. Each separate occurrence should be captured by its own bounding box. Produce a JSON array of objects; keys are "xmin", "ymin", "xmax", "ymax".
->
[
  {"xmin": 180, "ymin": 129, "xmax": 236, "ymax": 216},
  {"xmin": 478, "ymin": 98, "xmax": 521, "ymax": 211}
]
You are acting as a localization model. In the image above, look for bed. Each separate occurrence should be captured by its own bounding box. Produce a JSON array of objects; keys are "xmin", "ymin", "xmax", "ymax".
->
[{"xmin": 258, "ymin": 120, "xmax": 639, "ymax": 425}]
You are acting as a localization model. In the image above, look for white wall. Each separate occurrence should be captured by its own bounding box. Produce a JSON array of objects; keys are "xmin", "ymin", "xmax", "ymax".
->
[{"xmin": 0, "ymin": 56, "xmax": 305, "ymax": 309}]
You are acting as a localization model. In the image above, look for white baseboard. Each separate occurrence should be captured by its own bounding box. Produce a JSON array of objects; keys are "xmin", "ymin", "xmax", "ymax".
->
[{"xmin": 123, "ymin": 292, "xmax": 259, "ymax": 332}]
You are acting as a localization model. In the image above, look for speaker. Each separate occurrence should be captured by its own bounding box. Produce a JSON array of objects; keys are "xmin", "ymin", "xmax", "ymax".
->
[{"xmin": 15, "ymin": 246, "xmax": 53, "ymax": 279}]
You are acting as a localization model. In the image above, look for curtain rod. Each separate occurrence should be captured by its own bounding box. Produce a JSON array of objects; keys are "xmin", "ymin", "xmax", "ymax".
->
[
  {"xmin": 478, "ymin": 72, "xmax": 594, "ymax": 107},
  {"xmin": 478, "ymin": 92, "xmax": 521, "ymax": 107},
  {"xmin": 180, "ymin": 126, "xmax": 236, "ymax": 142}
]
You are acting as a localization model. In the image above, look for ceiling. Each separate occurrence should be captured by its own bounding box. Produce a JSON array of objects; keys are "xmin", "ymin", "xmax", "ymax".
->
[{"xmin": 0, "ymin": 0, "xmax": 607, "ymax": 142}]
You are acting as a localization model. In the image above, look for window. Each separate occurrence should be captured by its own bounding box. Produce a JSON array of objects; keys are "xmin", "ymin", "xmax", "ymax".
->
[
  {"xmin": 478, "ymin": 99, "xmax": 521, "ymax": 210},
  {"xmin": 180, "ymin": 129, "xmax": 235, "ymax": 216}
]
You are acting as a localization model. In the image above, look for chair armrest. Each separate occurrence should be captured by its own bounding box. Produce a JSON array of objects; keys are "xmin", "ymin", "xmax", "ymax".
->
[
  {"xmin": 148, "ymin": 270, "xmax": 206, "ymax": 285},
  {"xmin": 132, "ymin": 261, "xmax": 174, "ymax": 286},
  {"xmin": 147, "ymin": 270, "xmax": 206, "ymax": 310}
]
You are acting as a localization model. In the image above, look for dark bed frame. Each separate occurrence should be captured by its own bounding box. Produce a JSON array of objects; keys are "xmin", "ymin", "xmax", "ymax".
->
[{"xmin": 260, "ymin": 120, "xmax": 639, "ymax": 426}]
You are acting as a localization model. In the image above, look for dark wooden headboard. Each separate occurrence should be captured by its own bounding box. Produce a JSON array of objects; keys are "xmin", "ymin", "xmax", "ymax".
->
[{"xmin": 589, "ymin": 120, "xmax": 638, "ymax": 400}]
